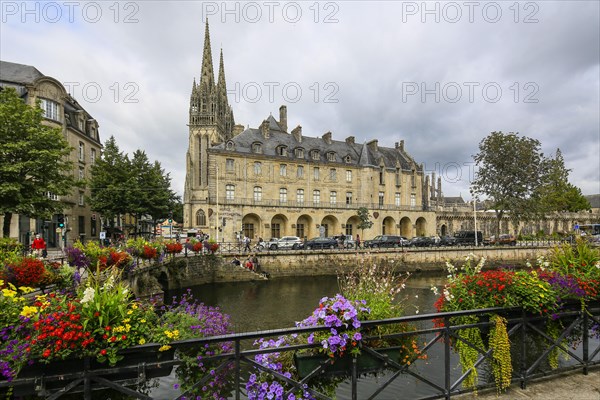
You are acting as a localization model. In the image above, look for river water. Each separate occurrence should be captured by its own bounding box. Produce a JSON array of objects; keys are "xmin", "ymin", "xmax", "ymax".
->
[{"xmin": 147, "ymin": 274, "xmax": 447, "ymax": 399}]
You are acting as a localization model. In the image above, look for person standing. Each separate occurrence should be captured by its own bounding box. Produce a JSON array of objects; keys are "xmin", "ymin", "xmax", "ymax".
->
[
  {"xmin": 31, "ymin": 234, "xmax": 46, "ymax": 257},
  {"xmin": 243, "ymin": 235, "xmax": 251, "ymax": 252},
  {"xmin": 356, "ymin": 234, "xmax": 361, "ymax": 249}
]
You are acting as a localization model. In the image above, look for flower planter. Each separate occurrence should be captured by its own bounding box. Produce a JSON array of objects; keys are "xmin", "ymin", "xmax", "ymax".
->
[
  {"xmin": 294, "ymin": 347, "xmax": 404, "ymax": 378},
  {"xmin": 8, "ymin": 347, "xmax": 175, "ymax": 397}
]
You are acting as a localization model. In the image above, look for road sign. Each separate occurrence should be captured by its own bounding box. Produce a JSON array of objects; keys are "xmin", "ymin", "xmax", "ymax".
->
[{"xmin": 99, "ymin": 231, "xmax": 106, "ymax": 239}]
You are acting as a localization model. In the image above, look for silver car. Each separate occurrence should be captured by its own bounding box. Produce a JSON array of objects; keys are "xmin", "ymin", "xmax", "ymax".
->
[{"xmin": 267, "ymin": 236, "xmax": 302, "ymax": 250}]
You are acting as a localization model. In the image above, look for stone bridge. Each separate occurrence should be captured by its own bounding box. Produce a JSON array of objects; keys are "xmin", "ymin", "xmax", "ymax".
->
[{"xmin": 128, "ymin": 246, "xmax": 550, "ymax": 298}]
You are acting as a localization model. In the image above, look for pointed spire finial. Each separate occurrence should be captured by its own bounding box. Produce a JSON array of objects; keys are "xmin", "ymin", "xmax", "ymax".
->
[{"xmin": 200, "ymin": 18, "xmax": 215, "ymax": 89}]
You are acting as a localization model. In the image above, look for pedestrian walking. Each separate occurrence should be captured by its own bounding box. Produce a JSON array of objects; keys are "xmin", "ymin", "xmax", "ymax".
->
[
  {"xmin": 356, "ymin": 234, "xmax": 361, "ymax": 249},
  {"xmin": 243, "ymin": 235, "xmax": 251, "ymax": 252},
  {"xmin": 31, "ymin": 234, "xmax": 46, "ymax": 258}
]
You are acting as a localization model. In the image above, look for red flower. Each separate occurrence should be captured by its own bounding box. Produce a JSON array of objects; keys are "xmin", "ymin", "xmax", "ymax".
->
[{"xmin": 100, "ymin": 349, "xmax": 107, "ymax": 356}]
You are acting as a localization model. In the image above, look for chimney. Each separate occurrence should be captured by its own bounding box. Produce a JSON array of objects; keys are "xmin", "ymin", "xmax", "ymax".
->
[
  {"xmin": 322, "ymin": 131, "xmax": 332, "ymax": 145},
  {"xmin": 279, "ymin": 105, "xmax": 287, "ymax": 132},
  {"xmin": 260, "ymin": 120, "xmax": 270, "ymax": 139},
  {"xmin": 395, "ymin": 140, "xmax": 405, "ymax": 152},
  {"xmin": 291, "ymin": 125, "xmax": 302, "ymax": 142},
  {"xmin": 232, "ymin": 124, "xmax": 244, "ymax": 136},
  {"xmin": 367, "ymin": 139, "xmax": 378, "ymax": 152},
  {"xmin": 346, "ymin": 136, "xmax": 355, "ymax": 145}
]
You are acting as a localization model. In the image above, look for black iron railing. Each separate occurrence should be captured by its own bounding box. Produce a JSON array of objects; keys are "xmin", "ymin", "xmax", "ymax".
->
[{"xmin": 3, "ymin": 302, "xmax": 599, "ymax": 399}]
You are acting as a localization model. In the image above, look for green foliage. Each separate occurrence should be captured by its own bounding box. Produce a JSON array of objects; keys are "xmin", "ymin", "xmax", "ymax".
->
[
  {"xmin": 489, "ymin": 315, "xmax": 512, "ymax": 392},
  {"xmin": 356, "ymin": 207, "xmax": 373, "ymax": 233},
  {"xmin": 454, "ymin": 318, "xmax": 484, "ymax": 390},
  {"xmin": 0, "ymin": 88, "xmax": 74, "ymax": 237},
  {"xmin": 548, "ymin": 238, "xmax": 600, "ymax": 279}
]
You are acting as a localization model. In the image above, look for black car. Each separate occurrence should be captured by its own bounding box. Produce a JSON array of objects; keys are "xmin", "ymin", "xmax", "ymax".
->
[
  {"xmin": 453, "ymin": 231, "xmax": 483, "ymax": 246},
  {"xmin": 363, "ymin": 235, "xmax": 408, "ymax": 248},
  {"xmin": 438, "ymin": 235, "xmax": 458, "ymax": 246},
  {"xmin": 302, "ymin": 237, "xmax": 339, "ymax": 250},
  {"xmin": 409, "ymin": 237, "xmax": 436, "ymax": 247}
]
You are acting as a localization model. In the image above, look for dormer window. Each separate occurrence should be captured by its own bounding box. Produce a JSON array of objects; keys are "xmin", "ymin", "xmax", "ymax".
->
[
  {"xmin": 345, "ymin": 155, "xmax": 352, "ymax": 163},
  {"xmin": 252, "ymin": 142, "xmax": 262, "ymax": 154},
  {"xmin": 327, "ymin": 152, "xmax": 336, "ymax": 162},
  {"xmin": 226, "ymin": 141, "xmax": 235, "ymax": 151},
  {"xmin": 311, "ymin": 150, "xmax": 319, "ymax": 160},
  {"xmin": 295, "ymin": 148, "xmax": 304, "ymax": 158},
  {"xmin": 277, "ymin": 145, "xmax": 288, "ymax": 156},
  {"xmin": 39, "ymin": 98, "xmax": 60, "ymax": 121}
]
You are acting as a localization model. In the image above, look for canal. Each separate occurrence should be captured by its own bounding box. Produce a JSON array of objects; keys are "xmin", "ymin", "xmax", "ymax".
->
[{"xmin": 149, "ymin": 273, "xmax": 446, "ymax": 399}]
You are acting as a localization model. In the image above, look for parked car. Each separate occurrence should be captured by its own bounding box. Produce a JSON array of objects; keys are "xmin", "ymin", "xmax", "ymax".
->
[
  {"xmin": 438, "ymin": 235, "xmax": 458, "ymax": 246},
  {"xmin": 267, "ymin": 236, "xmax": 302, "ymax": 250},
  {"xmin": 489, "ymin": 234, "xmax": 517, "ymax": 246},
  {"xmin": 453, "ymin": 231, "xmax": 483, "ymax": 246},
  {"xmin": 409, "ymin": 236, "xmax": 436, "ymax": 247},
  {"xmin": 302, "ymin": 237, "xmax": 339, "ymax": 250},
  {"xmin": 363, "ymin": 235, "xmax": 409, "ymax": 248}
]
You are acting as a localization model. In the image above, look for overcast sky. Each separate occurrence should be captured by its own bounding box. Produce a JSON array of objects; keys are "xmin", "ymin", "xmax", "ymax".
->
[{"xmin": 2, "ymin": 1, "xmax": 599, "ymax": 199}]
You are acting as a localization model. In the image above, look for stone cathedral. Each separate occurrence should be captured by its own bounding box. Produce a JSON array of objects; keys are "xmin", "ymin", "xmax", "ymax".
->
[{"xmin": 183, "ymin": 22, "xmax": 592, "ymax": 242}]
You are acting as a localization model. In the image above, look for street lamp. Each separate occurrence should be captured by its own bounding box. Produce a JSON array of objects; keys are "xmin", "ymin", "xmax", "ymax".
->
[{"xmin": 473, "ymin": 196, "xmax": 478, "ymax": 246}]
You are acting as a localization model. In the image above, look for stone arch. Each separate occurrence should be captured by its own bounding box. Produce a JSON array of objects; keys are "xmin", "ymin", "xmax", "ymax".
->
[
  {"xmin": 295, "ymin": 214, "xmax": 313, "ymax": 239},
  {"xmin": 415, "ymin": 217, "xmax": 427, "ymax": 236},
  {"xmin": 345, "ymin": 215, "xmax": 361, "ymax": 237},
  {"xmin": 400, "ymin": 216, "xmax": 412, "ymax": 238},
  {"xmin": 440, "ymin": 224, "xmax": 447, "ymax": 236},
  {"xmin": 242, "ymin": 213, "xmax": 262, "ymax": 240},
  {"xmin": 320, "ymin": 215, "xmax": 340, "ymax": 237},
  {"xmin": 270, "ymin": 214, "xmax": 289, "ymax": 238},
  {"xmin": 382, "ymin": 216, "xmax": 396, "ymax": 235}
]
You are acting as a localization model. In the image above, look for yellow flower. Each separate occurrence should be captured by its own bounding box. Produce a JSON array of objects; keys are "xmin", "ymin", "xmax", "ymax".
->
[
  {"xmin": 140, "ymin": 319, "xmax": 146, "ymax": 323},
  {"xmin": 123, "ymin": 318, "xmax": 130, "ymax": 323},
  {"xmin": 127, "ymin": 310, "xmax": 133, "ymax": 315},
  {"xmin": 18, "ymin": 286, "xmax": 35, "ymax": 294},
  {"xmin": 138, "ymin": 338, "xmax": 146, "ymax": 345},
  {"xmin": 2, "ymin": 288, "xmax": 16, "ymax": 298},
  {"xmin": 131, "ymin": 304, "xmax": 138, "ymax": 310},
  {"xmin": 125, "ymin": 324, "xmax": 131, "ymax": 332},
  {"xmin": 20, "ymin": 306, "xmax": 38, "ymax": 318},
  {"xmin": 158, "ymin": 345, "xmax": 171, "ymax": 352}
]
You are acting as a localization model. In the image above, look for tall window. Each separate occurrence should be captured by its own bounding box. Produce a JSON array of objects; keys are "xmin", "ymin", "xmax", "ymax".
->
[
  {"xmin": 329, "ymin": 168, "xmax": 337, "ymax": 181},
  {"xmin": 196, "ymin": 209, "xmax": 206, "ymax": 226},
  {"xmin": 395, "ymin": 192, "xmax": 401, "ymax": 206},
  {"xmin": 313, "ymin": 167, "xmax": 320, "ymax": 181},
  {"xmin": 242, "ymin": 223, "xmax": 255, "ymax": 239},
  {"xmin": 313, "ymin": 190, "xmax": 320, "ymax": 204},
  {"xmin": 379, "ymin": 167, "xmax": 385, "ymax": 184},
  {"xmin": 280, "ymin": 164, "xmax": 287, "ymax": 177},
  {"xmin": 39, "ymin": 98, "xmax": 59, "ymax": 121},
  {"xmin": 91, "ymin": 217, "xmax": 97, "ymax": 236},
  {"xmin": 297, "ymin": 165, "xmax": 304, "ymax": 178},
  {"xmin": 395, "ymin": 168, "xmax": 401, "ymax": 186},
  {"xmin": 345, "ymin": 223, "xmax": 353, "ymax": 236},
  {"xmin": 78, "ymin": 215, "xmax": 85, "ymax": 235},
  {"xmin": 346, "ymin": 192, "xmax": 352, "ymax": 205},
  {"xmin": 296, "ymin": 189, "xmax": 304, "ymax": 204},
  {"xmin": 327, "ymin": 152, "xmax": 335, "ymax": 161},
  {"xmin": 295, "ymin": 148, "xmax": 304, "ymax": 158},
  {"xmin": 311, "ymin": 150, "xmax": 319, "ymax": 160},
  {"xmin": 330, "ymin": 191, "xmax": 337, "ymax": 204},
  {"xmin": 226, "ymin": 158, "xmax": 234, "ymax": 172},
  {"xmin": 254, "ymin": 162, "xmax": 262, "ymax": 175},
  {"xmin": 410, "ymin": 193, "xmax": 416, "ymax": 207},
  {"xmin": 279, "ymin": 188, "xmax": 287, "ymax": 203},
  {"xmin": 91, "ymin": 149, "xmax": 96, "ymax": 165},
  {"xmin": 253, "ymin": 186, "xmax": 262, "ymax": 202},
  {"xmin": 226, "ymin": 184, "xmax": 235, "ymax": 200},
  {"xmin": 78, "ymin": 166, "xmax": 85, "ymax": 181},
  {"xmin": 411, "ymin": 170, "xmax": 416, "ymax": 187},
  {"xmin": 271, "ymin": 223, "xmax": 281, "ymax": 239},
  {"xmin": 379, "ymin": 191, "xmax": 384, "ymax": 206},
  {"xmin": 78, "ymin": 142, "xmax": 85, "ymax": 162},
  {"xmin": 346, "ymin": 170, "xmax": 352, "ymax": 182},
  {"xmin": 79, "ymin": 192, "xmax": 84, "ymax": 206},
  {"xmin": 296, "ymin": 223, "xmax": 305, "ymax": 239}
]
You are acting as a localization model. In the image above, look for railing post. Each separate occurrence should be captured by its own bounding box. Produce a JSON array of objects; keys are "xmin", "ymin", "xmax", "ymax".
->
[
  {"xmin": 583, "ymin": 309, "xmax": 589, "ymax": 375},
  {"xmin": 235, "ymin": 339, "xmax": 241, "ymax": 400},
  {"xmin": 352, "ymin": 355, "xmax": 358, "ymax": 400},
  {"xmin": 444, "ymin": 316, "xmax": 451, "ymax": 399},
  {"xmin": 520, "ymin": 308, "xmax": 527, "ymax": 389}
]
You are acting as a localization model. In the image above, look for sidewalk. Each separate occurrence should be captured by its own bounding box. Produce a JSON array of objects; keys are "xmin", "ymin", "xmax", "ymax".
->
[{"xmin": 456, "ymin": 368, "xmax": 600, "ymax": 400}]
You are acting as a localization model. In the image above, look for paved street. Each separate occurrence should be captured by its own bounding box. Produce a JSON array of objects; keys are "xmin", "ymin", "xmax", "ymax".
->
[{"xmin": 457, "ymin": 368, "xmax": 600, "ymax": 400}]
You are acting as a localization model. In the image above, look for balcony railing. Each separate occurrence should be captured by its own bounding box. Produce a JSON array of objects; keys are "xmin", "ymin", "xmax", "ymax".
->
[
  {"xmin": 3, "ymin": 302, "xmax": 598, "ymax": 399},
  {"xmin": 208, "ymin": 196, "xmax": 430, "ymax": 212}
]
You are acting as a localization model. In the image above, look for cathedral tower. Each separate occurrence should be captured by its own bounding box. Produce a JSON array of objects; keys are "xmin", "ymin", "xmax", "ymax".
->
[{"xmin": 184, "ymin": 20, "xmax": 235, "ymax": 229}]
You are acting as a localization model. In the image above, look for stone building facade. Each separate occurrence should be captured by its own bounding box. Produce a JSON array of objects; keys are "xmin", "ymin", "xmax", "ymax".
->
[
  {"xmin": 0, "ymin": 61, "xmax": 102, "ymax": 247},
  {"xmin": 183, "ymin": 22, "xmax": 440, "ymax": 241}
]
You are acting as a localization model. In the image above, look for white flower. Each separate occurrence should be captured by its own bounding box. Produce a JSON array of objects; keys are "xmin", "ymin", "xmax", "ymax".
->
[
  {"xmin": 81, "ymin": 287, "xmax": 95, "ymax": 304},
  {"xmin": 414, "ymin": 295, "xmax": 419, "ymax": 299},
  {"xmin": 430, "ymin": 286, "xmax": 439, "ymax": 296}
]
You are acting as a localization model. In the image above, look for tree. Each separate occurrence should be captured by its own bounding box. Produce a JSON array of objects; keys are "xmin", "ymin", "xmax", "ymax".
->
[
  {"xmin": 356, "ymin": 207, "xmax": 373, "ymax": 237},
  {"xmin": 471, "ymin": 131, "xmax": 547, "ymax": 237},
  {"xmin": 88, "ymin": 136, "xmax": 131, "ymax": 226},
  {"xmin": 534, "ymin": 149, "xmax": 591, "ymax": 213},
  {"xmin": 0, "ymin": 88, "xmax": 74, "ymax": 237}
]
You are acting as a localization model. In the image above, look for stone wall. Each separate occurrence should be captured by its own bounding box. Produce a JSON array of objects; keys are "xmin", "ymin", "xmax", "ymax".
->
[{"xmin": 153, "ymin": 246, "xmax": 548, "ymax": 290}]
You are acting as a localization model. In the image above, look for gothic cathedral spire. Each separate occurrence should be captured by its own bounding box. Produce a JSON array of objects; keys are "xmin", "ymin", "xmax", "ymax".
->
[{"xmin": 200, "ymin": 18, "xmax": 215, "ymax": 90}]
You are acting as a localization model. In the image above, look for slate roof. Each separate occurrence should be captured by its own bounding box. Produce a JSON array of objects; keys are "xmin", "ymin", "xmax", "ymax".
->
[
  {"xmin": 0, "ymin": 61, "xmax": 44, "ymax": 85},
  {"xmin": 213, "ymin": 116, "xmax": 421, "ymax": 171},
  {"xmin": 585, "ymin": 194, "xmax": 600, "ymax": 209}
]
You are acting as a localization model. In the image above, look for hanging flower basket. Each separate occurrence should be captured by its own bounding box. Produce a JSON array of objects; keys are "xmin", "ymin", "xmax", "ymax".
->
[{"xmin": 294, "ymin": 347, "xmax": 405, "ymax": 378}]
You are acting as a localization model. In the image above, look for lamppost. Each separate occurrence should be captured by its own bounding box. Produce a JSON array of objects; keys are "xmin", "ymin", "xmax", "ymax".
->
[
  {"xmin": 216, "ymin": 163, "xmax": 219, "ymax": 242},
  {"xmin": 473, "ymin": 196, "xmax": 478, "ymax": 246}
]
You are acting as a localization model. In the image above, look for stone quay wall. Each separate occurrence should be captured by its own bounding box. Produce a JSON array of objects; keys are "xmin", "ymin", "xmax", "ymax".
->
[{"xmin": 156, "ymin": 246, "xmax": 548, "ymax": 289}]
